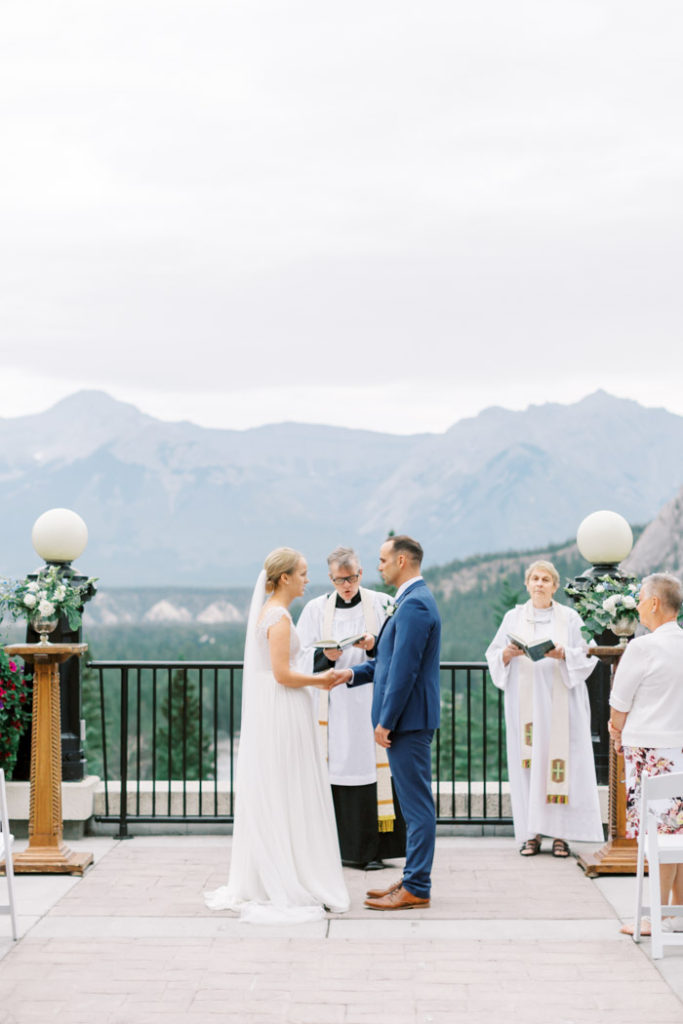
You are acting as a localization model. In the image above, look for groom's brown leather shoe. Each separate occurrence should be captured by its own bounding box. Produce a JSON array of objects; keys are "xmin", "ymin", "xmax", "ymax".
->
[
  {"xmin": 364, "ymin": 885, "xmax": 430, "ymax": 911},
  {"xmin": 366, "ymin": 877, "xmax": 403, "ymax": 899}
]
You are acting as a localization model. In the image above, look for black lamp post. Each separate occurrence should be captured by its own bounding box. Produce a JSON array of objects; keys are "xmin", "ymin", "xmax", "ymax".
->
[
  {"xmin": 568, "ymin": 510, "xmax": 634, "ymax": 785},
  {"xmin": 18, "ymin": 508, "xmax": 96, "ymax": 782}
]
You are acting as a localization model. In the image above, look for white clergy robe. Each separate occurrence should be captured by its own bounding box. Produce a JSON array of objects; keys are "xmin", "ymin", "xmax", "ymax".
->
[
  {"xmin": 486, "ymin": 602, "xmax": 603, "ymax": 843},
  {"xmin": 297, "ymin": 589, "xmax": 387, "ymax": 785}
]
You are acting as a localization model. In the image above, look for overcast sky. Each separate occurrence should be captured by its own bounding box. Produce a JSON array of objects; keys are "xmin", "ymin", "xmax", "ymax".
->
[{"xmin": 2, "ymin": 2, "xmax": 682, "ymax": 434}]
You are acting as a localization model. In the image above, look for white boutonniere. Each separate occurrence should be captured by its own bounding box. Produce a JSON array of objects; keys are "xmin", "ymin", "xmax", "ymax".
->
[{"xmin": 383, "ymin": 598, "xmax": 396, "ymax": 618}]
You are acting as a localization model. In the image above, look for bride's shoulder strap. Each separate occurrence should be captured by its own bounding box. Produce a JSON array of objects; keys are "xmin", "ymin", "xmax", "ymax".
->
[{"xmin": 259, "ymin": 604, "xmax": 291, "ymax": 633}]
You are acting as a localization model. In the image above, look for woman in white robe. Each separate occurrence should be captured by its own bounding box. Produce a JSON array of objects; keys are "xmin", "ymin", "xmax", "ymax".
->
[{"xmin": 486, "ymin": 560, "xmax": 603, "ymax": 856}]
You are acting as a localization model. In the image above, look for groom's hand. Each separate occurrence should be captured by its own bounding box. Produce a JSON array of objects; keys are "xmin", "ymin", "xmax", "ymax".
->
[{"xmin": 375, "ymin": 724, "xmax": 391, "ymax": 748}]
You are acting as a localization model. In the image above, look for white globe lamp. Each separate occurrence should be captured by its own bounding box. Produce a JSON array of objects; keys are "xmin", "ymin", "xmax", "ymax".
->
[
  {"xmin": 32, "ymin": 508, "xmax": 88, "ymax": 565},
  {"xmin": 576, "ymin": 510, "xmax": 633, "ymax": 568}
]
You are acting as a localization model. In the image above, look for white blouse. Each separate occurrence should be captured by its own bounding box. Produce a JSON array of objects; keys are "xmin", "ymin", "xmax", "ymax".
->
[{"xmin": 610, "ymin": 621, "xmax": 683, "ymax": 747}]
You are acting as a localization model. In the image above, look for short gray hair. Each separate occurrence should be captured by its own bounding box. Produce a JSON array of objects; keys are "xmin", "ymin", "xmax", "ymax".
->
[
  {"xmin": 327, "ymin": 546, "xmax": 360, "ymax": 571},
  {"xmin": 524, "ymin": 560, "xmax": 560, "ymax": 586},
  {"xmin": 641, "ymin": 573, "xmax": 683, "ymax": 614}
]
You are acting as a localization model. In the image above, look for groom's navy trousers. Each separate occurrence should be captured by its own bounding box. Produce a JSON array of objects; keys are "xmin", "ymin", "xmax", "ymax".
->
[{"xmin": 350, "ymin": 579, "xmax": 441, "ymax": 898}]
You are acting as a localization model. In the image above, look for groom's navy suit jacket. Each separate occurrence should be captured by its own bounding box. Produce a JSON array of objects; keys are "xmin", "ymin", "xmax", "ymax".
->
[{"xmin": 349, "ymin": 578, "xmax": 441, "ymax": 732}]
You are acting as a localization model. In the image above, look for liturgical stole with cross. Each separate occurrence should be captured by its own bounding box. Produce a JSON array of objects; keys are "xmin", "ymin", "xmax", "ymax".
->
[{"xmin": 516, "ymin": 601, "xmax": 570, "ymax": 804}]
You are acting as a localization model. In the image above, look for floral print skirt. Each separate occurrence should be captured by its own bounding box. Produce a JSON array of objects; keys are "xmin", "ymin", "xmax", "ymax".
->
[{"xmin": 623, "ymin": 746, "xmax": 683, "ymax": 838}]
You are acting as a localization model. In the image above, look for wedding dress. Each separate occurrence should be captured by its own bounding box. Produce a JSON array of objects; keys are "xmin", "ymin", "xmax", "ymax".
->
[{"xmin": 204, "ymin": 570, "xmax": 349, "ymax": 922}]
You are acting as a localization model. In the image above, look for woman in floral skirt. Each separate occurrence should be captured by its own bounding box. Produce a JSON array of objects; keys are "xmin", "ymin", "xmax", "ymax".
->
[{"xmin": 609, "ymin": 572, "xmax": 683, "ymax": 934}]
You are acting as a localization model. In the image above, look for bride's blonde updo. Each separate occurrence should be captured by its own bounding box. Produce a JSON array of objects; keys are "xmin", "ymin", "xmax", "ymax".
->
[{"xmin": 264, "ymin": 547, "xmax": 302, "ymax": 594}]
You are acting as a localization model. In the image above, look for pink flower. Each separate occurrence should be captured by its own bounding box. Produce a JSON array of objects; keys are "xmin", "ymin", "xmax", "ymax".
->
[{"xmin": 8, "ymin": 661, "xmax": 16, "ymax": 672}]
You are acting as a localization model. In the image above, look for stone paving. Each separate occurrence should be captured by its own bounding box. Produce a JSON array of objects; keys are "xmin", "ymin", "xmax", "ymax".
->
[{"xmin": 1, "ymin": 835, "xmax": 682, "ymax": 1023}]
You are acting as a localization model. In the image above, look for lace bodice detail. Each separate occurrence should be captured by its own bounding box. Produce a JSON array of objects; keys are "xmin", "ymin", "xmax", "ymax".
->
[{"xmin": 256, "ymin": 604, "xmax": 300, "ymax": 662}]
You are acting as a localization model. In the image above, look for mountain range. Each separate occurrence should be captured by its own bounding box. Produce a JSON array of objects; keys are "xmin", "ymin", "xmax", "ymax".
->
[{"xmin": 1, "ymin": 389, "xmax": 682, "ymax": 585}]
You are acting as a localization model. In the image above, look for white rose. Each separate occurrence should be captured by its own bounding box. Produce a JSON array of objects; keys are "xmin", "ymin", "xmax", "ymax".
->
[
  {"xmin": 23, "ymin": 593, "xmax": 37, "ymax": 609},
  {"xmin": 594, "ymin": 584, "xmax": 605, "ymax": 592},
  {"xmin": 55, "ymin": 585, "xmax": 66, "ymax": 601},
  {"xmin": 602, "ymin": 595, "xmax": 618, "ymax": 615},
  {"xmin": 27, "ymin": 581, "xmax": 39, "ymax": 593},
  {"xmin": 622, "ymin": 595, "xmax": 636, "ymax": 609},
  {"xmin": 38, "ymin": 599, "xmax": 55, "ymax": 618}
]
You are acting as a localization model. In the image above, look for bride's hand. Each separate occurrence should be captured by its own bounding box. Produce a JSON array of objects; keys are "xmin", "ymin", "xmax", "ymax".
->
[{"xmin": 317, "ymin": 668, "xmax": 350, "ymax": 690}]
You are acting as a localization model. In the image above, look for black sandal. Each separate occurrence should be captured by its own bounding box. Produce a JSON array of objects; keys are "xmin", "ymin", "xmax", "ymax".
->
[
  {"xmin": 552, "ymin": 838, "xmax": 570, "ymax": 858},
  {"xmin": 520, "ymin": 836, "xmax": 542, "ymax": 856}
]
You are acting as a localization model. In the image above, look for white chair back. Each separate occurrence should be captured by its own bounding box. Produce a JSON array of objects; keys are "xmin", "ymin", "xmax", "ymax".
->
[
  {"xmin": 633, "ymin": 770, "xmax": 683, "ymax": 959},
  {"xmin": 643, "ymin": 771, "xmax": 683, "ymax": 802},
  {"xmin": 0, "ymin": 768, "xmax": 17, "ymax": 940}
]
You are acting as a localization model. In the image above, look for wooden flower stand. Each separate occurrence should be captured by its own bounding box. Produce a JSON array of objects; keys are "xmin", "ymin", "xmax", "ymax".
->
[
  {"xmin": 4, "ymin": 643, "xmax": 93, "ymax": 875},
  {"xmin": 577, "ymin": 645, "xmax": 637, "ymax": 877}
]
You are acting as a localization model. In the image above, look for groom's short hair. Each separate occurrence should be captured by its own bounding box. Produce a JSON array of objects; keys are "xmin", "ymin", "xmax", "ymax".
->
[{"xmin": 388, "ymin": 535, "xmax": 423, "ymax": 566}]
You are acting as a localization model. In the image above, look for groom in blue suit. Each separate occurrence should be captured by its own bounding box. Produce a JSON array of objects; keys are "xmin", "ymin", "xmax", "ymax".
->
[{"xmin": 338, "ymin": 535, "xmax": 441, "ymax": 909}]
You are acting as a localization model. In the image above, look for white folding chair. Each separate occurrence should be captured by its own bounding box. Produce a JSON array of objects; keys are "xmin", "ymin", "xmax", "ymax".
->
[
  {"xmin": 633, "ymin": 770, "xmax": 683, "ymax": 959},
  {"xmin": 0, "ymin": 768, "xmax": 17, "ymax": 940}
]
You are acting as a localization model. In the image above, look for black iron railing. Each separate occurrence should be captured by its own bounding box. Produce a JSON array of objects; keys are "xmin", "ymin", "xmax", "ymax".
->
[{"xmin": 87, "ymin": 659, "xmax": 511, "ymax": 834}]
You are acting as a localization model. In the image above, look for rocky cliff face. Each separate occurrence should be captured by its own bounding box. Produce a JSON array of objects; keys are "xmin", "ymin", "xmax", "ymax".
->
[{"xmin": 623, "ymin": 485, "xmax": 683, "ymax": 577}]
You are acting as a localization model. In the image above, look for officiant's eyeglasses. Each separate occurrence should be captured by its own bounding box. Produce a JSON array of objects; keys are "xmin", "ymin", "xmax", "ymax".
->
[{"xmin": 331, "ymin": 574, "xmax": 359, "ymax": 585}]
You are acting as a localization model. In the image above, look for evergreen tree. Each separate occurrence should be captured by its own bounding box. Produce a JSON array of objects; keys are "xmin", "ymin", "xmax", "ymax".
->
[
  {"xmin": 492, "ymin": 578, "xmax": 525, "ymax": 628},
  {"xmin": 157, "ymin": 668, "xmax": 213, "ymax": 780}
]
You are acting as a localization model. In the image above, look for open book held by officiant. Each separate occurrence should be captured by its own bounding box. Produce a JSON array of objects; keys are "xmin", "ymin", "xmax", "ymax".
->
[
  {"xmin": 506, "ymin": 633, "xmax": 555, "ymax": 662},
  {"xmin": 311, "ymin": 634, "xmax": 366, "ymax": 651}
]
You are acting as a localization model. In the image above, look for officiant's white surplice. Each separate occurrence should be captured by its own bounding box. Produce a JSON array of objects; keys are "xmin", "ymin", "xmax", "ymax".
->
[
  {"xmin": 296, "ymin": 586, "xmax": 406, "ymax": 866},
  {"xmin": 486, "ymin": 601, "xmax": 603, "ymax": 843},
  {"xmin": 297, "ymin": 588, "xmax": 388, "ymax": 785}
]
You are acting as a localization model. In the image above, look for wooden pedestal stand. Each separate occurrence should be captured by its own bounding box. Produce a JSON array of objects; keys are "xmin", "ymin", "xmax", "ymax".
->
[
  {"xmin": 4, "ymin": 643, "xmax": 93, "ymax": 875},
  {"xmin": 577, "ymin": 645, "xmax": 637, "ymax": 877}
]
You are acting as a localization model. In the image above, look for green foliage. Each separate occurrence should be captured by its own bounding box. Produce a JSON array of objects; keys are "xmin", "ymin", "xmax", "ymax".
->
[
  {"xmin": 82, "ymin": 624, "xmax": 246, "ymax": 780},
  {"xmin": 157, "ymin": 669, "xmax": 213, "ymax": 780},
  {"xmin": 564, "ymin": 574, "xmax": 640, "ymax": 640},
  {"xmin": 82, "ymin": 659, "xmax": 105, "ymax": 778},
  {"xmin": 83, "ymin": 623, "xmax": 247, "ymax": 661},
  {"xmin": 0, "ymin": 564, "xmax": 97, "ymax": 631},
  {"xmin": 435, "ymin": 669, "xmax": 507, "ymax": 782},
  {"xmin": 0, "ymin": 650, "xmax": 32, "ymax": 778},
  {"xmin": 492, "ymin": 578, "xmax": 525, "ymax": 628}
]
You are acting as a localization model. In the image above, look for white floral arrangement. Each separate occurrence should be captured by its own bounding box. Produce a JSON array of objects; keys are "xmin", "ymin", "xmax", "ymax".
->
[
  {"xmin": 0, "ymin": 564, "xmax": 97, "ymax": 631},
  {"xmin": 563, "ymin": 574, "xmax": 640, "ymax": 639},
  {"xmin": 383, "ymin": 598, "xmax": 397, "ymax": 618}
]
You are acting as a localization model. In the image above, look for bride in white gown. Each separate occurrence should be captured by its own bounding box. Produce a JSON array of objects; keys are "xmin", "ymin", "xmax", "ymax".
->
[{"xmin": 204, "ymin": 547, "xmax": 350, "ymax": 922}]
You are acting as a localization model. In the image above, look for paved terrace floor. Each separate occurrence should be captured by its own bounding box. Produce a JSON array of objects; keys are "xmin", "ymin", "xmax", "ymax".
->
[{"xmin": 1, "ymin": 835, "xmax": 683, "ymax": 1024}]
